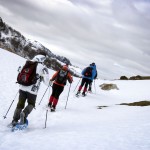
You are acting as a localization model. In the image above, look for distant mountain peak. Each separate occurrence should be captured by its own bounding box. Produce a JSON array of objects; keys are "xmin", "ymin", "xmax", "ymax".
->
[{"xmin": 0, "ymin": 17, "xmax": 80, "ymax": 76}]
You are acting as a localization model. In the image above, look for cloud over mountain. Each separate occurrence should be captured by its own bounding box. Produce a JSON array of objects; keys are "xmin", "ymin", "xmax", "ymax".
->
[{"xmin": 0, "ymin": 0, "xmax": 150, "ymax": 79}]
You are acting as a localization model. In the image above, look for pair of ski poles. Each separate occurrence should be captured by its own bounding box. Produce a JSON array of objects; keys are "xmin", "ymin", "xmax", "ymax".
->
[{"xmin": 3, "ymin": 84, "xmax": 51, "ymax": 119}]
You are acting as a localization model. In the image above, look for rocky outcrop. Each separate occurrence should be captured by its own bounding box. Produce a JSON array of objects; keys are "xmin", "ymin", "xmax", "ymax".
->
[
  {"xmin": 120, "ymin": 75, "xmax": 150, "ymax": 80},
  {"xmin": 120, "ymin": 76, "xmax": 128, "ymax": 80},
  {"xmin": 129, "ymin": 75, "xmax": 142, "ymax": 80},
  {"xmin": 99, "ymin": 83, "xmax": 119, "ymax": 90}
]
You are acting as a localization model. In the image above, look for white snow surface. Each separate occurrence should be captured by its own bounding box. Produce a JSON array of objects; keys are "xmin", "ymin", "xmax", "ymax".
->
[{"xmin": 0, "ymin": 48, "xmax": 150, "ymax": 150}]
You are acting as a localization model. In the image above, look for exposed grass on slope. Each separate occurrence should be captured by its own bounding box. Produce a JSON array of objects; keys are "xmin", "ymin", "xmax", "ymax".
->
[
  {"xmin": 97, "ymin": 101, "xmax": 150, "ymax": 109},
  {"xmin": 97, "ymin": 106, "xmax": 108, "ymax": 109},
  {"xmin": 119, "ymin": 101, "xmax": 150, "ymax": 106}
]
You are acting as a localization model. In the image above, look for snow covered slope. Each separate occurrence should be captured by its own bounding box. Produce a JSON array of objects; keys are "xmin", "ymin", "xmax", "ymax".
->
[{"xmin": 0, "ymin": 48, "xmax": 150, "ymax": 150}]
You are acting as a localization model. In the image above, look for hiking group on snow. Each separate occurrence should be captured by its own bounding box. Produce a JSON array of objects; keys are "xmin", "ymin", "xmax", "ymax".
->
[{"xmin": 7, "ymin": 52, "xmax": 97, "ymax": 130}]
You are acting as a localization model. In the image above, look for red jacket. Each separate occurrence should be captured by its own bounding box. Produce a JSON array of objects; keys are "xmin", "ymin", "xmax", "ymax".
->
[{"xmin": 50, "ymin": 70, "xmax": 73, "ymax": 87}]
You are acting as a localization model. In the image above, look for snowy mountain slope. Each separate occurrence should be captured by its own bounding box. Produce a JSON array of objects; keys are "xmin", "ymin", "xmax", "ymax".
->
[
  {"xmin": 0, "ymin": 17, "xmax": 82, "ymax": 76},
  {"xmin": 0, "ymin": 48, "xmax": 150, "ymax": 150}
]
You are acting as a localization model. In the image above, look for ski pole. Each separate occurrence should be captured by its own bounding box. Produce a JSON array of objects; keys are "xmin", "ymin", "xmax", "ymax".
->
[
  {"xmin": 73, "ymin": 78, "xmax": 81, "ymax": 92},
  {"xmin": 38, "ymin": 85, "xmax": 51, "ymax": 105},
  {"xmin": 3, "ymin": 90, "xmax": 19, "ymax": 119},
  {"xmin": 44, "ymin": 109, "xmax": 48, "ymax": 129},
  {"xmin": 65, "ymin": 83, "xmax": 71, "ymax": 109},
  {"xmin": 48, "ymin": 84, "xmax": 51, "ymax": 99},
  {"xmin": 94, "ymin": 80, "xmax": 96, "ymax": 94}
]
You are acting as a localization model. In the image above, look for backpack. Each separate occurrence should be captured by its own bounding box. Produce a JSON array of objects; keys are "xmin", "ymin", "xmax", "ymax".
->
[
  {"xmin": 55, "ymin": 69, "xmax": 68, "ymax": 84},
  {"xmin": 83, "ymin": 67, "xmax": 93, "ymax": 77},
  {"xmin": 17, "ymin": 61, "xmax": 38, "ymax": 86}
]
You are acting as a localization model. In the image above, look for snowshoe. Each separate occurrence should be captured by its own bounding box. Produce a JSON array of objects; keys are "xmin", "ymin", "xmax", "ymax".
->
[{"xmin": 11, "ymin": 119, "xmax": 28, "ymax": 132}]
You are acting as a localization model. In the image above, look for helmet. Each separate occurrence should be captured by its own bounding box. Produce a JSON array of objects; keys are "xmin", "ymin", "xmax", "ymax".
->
[
  {"xmin": 62, "ymin": 66, "xmax": 68, "ymax": 71},
  {"xmin": 32, "ymin": 55, "xmax": 46, "ymax": 63}
]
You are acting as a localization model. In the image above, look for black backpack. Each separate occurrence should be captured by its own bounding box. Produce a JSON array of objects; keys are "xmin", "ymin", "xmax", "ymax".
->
[
  {"xmin": 17, "ymin": 61, "xmax": 38, "ymax": 86},
  {"xmin": 55, "ymin": 69, "xmax": 68, "ymax": 84},
  {"xmin": 83, "ymin": 67, "xmax": 93, "ymax": 77}
]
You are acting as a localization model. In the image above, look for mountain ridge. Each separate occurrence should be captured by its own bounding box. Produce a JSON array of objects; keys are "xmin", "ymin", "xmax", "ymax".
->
[{"xmin": 0, "ymin": 17, "xmax": 80, "ymax": 77}]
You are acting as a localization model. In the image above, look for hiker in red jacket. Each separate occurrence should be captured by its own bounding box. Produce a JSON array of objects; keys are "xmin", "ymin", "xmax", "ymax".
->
[{"xmin": 48, "ymin": 65, "xmax": 73, "ymax": 111}]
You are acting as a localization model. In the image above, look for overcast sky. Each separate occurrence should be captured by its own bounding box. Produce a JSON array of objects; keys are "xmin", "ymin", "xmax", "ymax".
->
[{"xmin": 0, "ymin": 0, "xmax": 150, "ymax": 79}]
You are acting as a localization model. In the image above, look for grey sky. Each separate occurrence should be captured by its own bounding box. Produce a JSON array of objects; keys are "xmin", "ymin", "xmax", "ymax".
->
[{"xmin": 0, "ymin": 0, "xmax": 150, "ymax": 79}]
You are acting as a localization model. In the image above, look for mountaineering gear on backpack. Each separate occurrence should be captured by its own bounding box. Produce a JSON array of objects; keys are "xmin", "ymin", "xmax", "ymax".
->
[
  {"xmin": 55, "ymin": 69, "xmax": 68, "ymax": 84},
  {"xmin": 17, "ymin": 61, "xmax": 38, "ymax": 86},
  {"xmin": 83, "ymin": 67, "xmax": 93, "ymax": 77}
]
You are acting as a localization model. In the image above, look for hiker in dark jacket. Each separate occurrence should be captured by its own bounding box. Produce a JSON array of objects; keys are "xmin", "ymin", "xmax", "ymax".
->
[
  {"xmin": 48, "ymin": 65, "xmax": 73, "ymax": 112},
  {"xmin": 76, "ymin": 63, "xmax": 97, "ymax": 96}
]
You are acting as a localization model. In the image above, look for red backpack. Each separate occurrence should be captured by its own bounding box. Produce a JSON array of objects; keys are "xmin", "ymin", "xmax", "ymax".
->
[
  {"xmin": 83, "ymin": 67, "xmax": 93, "ymax": 77},
  {"xmin": 17, "ymin": 61, "xmax": 38, "ymax": 86}
]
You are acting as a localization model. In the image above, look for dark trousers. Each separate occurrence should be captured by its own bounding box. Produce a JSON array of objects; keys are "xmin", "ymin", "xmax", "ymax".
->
[
  {"xmin": 88, "ymin": 80, "xmax": 93, "ymax": 91},
  {"xmin": 51, "ymin": 83, "xmax": 64, "ymax": 99},
  {"xmin": 13, "ymin": 90, "xmax": 36, "ymax": 121},
  {"xmin": 78, "ymin": 78, "xmax": 91, "ymax": 93},
  {"xmin": 17, "ymin": 90, "xmax": 37, "ymax": 108}
]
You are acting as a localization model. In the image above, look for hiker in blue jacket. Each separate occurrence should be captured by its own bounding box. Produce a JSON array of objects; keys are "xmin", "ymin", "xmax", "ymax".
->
[
  {"xmin": 88, "ymin": 64, "xmax": 98, "ymax": 92},
  {"xmin": 76, "ymin": 63, "xmax": 97, "ymax": 96}
]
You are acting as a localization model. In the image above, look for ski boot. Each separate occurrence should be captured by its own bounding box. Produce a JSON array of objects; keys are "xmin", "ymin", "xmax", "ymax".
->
[
  {"xmin": 76, "ymin": 91, "xmax": 80, "ymax": 97},
  {"xmin": 82, "ymin": 92, "xmax": 86, "ymax": 97},
  {"xmin": 51, "ymin": 106, "xmax": 56, "ymax": 112}
]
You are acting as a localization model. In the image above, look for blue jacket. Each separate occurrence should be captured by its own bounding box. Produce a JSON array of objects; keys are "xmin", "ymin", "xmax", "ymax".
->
[{"xmin": 81, "ymin": 64, "xmax": 97, "ymax": 81}]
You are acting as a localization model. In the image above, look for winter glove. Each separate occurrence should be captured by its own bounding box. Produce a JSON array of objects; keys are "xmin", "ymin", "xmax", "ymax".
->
[
  {"xmin": 69, "ymin": 81, "xmax": 72, "ymax": 84},
  {"xmin": 17, "ymin": 66, "xmax": 22, "ymax": 72}
]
